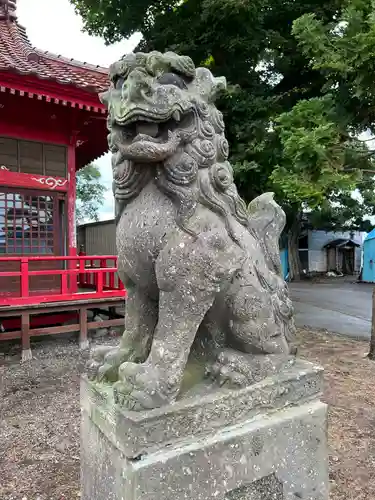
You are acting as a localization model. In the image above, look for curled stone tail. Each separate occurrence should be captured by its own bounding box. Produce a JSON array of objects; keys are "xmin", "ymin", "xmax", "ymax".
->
[{"xmin": 248, "ymin": 192, "xmax": 286, "ymax": 277}]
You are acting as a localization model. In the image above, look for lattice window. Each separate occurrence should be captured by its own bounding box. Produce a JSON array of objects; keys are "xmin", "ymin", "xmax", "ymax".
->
[{"xmin": 0, "ymin": 190, "xmax": 58, "ymax": 255}]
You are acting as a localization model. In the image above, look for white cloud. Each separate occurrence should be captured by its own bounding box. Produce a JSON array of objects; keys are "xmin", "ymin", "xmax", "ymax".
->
[
  {"xmin": 17, "ymin": 0, "xmax": 141, "ymax": 221},
  {"xmin": 17, "ymin": 0, "xmax": 141, "ymax": 67}
]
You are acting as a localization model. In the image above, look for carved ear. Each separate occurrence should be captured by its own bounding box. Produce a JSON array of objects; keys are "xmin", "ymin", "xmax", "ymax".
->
[
  {"xmin": 99, "ymin": 90, "xmax": 109, "ymax": 107},
  {"xmin": 166, "ymin": 52, "xmax": 196, "ymax": 79},
  {"xmin": 145, "ymin": 51, "xmax": 166, "ymax": 77},
  {"xmin": 195, "ymin": 68, "xmax": 227, "ymax": 103},
  {"xmin": 109, "ymin": 53, "xmax": 146, "ymax": 82},
  {"xmin": 108, "ymin": 60, "xmax": 124, "ymax": 80},
  {"xmin": 212, "ymin": 76, "xmax": 227, "ymax": 100}
]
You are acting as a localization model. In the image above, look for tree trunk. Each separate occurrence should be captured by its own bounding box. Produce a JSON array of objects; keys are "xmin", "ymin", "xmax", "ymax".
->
[
  {"xmin": 287, "ymin": 214, "xmax": 302, "ymax": 281},
  {"xmin": 369, "ymin": 288, "xmax": 375, "ymax": 360}
]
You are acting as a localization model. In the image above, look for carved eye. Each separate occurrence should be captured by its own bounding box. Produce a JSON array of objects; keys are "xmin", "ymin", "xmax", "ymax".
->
[{"xmin": 157, "ymin": 72, "xmax": 187, "ymax": 89}]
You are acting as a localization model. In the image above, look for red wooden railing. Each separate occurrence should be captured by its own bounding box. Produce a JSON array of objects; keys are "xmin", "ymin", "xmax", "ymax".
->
[
  {"xmin": 78, "ymin": 257, "xmax": 123, "ymax": 291},
  {"xmin": 0, "ymin": 255, "xmax": 126, "ymax": 307}
]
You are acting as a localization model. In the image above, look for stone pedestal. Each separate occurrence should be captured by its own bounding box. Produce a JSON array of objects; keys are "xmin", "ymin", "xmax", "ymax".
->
[{"xmin": 81, "ymin": 360, "xmax": 329, "ymax": 500}]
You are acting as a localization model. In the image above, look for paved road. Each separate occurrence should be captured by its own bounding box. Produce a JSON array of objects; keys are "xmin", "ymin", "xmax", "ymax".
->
[{"xmin": 289, "ymin": 280, "xmax": 372, "ymax": 340}]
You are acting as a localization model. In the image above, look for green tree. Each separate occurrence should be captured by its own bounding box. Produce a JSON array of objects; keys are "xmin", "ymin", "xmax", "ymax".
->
[
  {"xmin": 270, "ymin": 92, "xmax": 375, "ymax": 277},
  {"xmin": 291, "ymin": 0, "xmax": 375, "ymax": 357},
  {"xmin": 76, "ymin": 163, "xmax": 107, "ymax": 223},
  {"xmin": 292, "ymin": 1, "xmax": 375, "ymax": 131},
  {"xmin": 71, "ymin": 0, "xmax": 375, "ymax": 279}
]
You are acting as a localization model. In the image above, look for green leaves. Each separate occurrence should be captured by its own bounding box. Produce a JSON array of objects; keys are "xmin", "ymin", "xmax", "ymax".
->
[
  {"xmin": 283, "ymin": 0, "xmax": 375, "ymax": 230},
  {"xmin": 76, "ymin": 164, "xmax": 107, "ymax": 223},
  {"xmin": 273, "ymin": 97, "xmax": 345, "ymax": 204},
  {"xmin": 271, "ymin": 93, "xmax": 375, "ymax": 210},
  {"xmin": 293, "ymin": 2, "xmax": 375, "ymax": 113}
]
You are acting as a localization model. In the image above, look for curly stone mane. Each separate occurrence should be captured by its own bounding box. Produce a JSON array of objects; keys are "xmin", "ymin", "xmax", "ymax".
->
[
  {"xmin": 155, "ymin": 97, "xmax": 250, "ymax": 243},
  {"xmin": 102, "ymin": 52, "xmax": 250, "ymax": 244}
]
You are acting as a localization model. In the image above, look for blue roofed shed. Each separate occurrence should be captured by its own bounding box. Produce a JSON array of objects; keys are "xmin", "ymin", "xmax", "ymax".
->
[{"xmin": 361, "ymin": 229, "xmax": 375, "ymax": 282}]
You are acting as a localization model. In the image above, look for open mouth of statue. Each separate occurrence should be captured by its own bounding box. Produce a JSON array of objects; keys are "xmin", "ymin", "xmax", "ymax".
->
[
  {"xmin": 117, "ymin": 110, "xmax": 195, "ymax": 163},
  {"xmin": 122, "ymin": 109, "xmax": 194, "ymax": 143}
]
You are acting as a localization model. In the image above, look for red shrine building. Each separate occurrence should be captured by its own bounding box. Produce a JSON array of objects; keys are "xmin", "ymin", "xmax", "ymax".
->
[{"xmin": 0, "ymin": 0, "xmax": 125, "ymax": 359}]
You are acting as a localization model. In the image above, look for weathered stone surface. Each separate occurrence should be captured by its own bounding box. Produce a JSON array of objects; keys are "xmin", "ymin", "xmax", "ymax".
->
[
  {"xmin": 82, "ymin": 359, "xmax": 323, "ymax": 458},
  {"xmin": 81, "ymin": 361, "xmax": 329, "ymax": 500},
  {"xmin": 87, "ymin": 50, "xmax": 296, "ymax": 412}
]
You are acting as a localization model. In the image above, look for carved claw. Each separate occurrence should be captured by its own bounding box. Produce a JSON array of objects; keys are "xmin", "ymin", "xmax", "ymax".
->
[
  {"xmin": 86, "ymin": 345, "xmax": 117, "ymax": 380},
  {"xmin": 206, "ymin": 349, "xmax": 294, "ymax": 388},
  {"xmin": 114, "ymin": 362, "xmax": 174, "ymax": 410},
  {"xmin": 86, "ymin": 360, "xmax": 102, "ymax": 381},
  {"xmin": 86, "ymin": 342, "xmax": 147, "ymax": 383},
  {"xmin": 206, "ymin": 361, "xmax": 248, "ymax": 387},
  {"xmin": 206, "ymin": 350, "xmax": 251, "ymax": 387}
]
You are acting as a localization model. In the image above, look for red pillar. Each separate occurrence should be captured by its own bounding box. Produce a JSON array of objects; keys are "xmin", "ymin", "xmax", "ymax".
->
[{"xmin": 67, "ymin": 136, "xmax": 77, "ymax": 292}]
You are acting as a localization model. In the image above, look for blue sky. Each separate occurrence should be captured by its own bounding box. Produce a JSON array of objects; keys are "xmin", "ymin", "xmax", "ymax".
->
[{"xmin": 17, "ymin": 0, "xmax": 141, "ymax": 220}]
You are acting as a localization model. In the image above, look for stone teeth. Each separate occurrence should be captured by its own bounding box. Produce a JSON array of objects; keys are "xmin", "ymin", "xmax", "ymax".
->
[{"xmin": 173, "ymin": 110, "xmax": 181, "ymax": 121}]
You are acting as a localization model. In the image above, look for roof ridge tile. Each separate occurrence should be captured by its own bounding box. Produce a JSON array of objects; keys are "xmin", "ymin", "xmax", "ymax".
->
[{"xmin": 35, "ymin": 49, "xmax": 108, "ymax": 74}]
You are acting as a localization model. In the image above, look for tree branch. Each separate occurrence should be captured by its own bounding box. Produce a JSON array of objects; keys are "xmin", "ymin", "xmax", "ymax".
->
[{"xmin": 343, "ymin": 168, "xmax": 375, "ymax": 174}]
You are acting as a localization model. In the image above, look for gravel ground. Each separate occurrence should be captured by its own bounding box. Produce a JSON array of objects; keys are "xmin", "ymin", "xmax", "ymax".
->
[
  {"xmin": 0, "ymin": 329, "xmax": 374, "ymax": 500},
  {"xmin": 294, "ymin": 329, "xmax": 375, "ymax": 500},
  {"xmin": 0, "ymin": 335, "xmax": 119, "ymax": 500}
]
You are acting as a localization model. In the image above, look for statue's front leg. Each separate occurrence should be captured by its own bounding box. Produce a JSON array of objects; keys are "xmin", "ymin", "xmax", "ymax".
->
[
  {"xmin": 87, "ymin": 283, "xmax": 157, "ymax": 382},
  {"xmin": 114, "ymin": 287, "xmax": 215, "ymax": 409}
]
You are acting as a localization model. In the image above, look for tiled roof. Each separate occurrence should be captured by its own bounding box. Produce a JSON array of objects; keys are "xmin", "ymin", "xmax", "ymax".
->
[
  {"xmin": 323, "ymin": 238, "xmax": 360, "ymax": 249},
  {"xmin": 0, "ymin": 0, "xmax": 109, "ymax": 93}
]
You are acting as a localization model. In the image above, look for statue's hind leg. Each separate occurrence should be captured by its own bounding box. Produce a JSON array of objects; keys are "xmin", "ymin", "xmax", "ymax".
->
[
  {"xmin": 207, "ymin": 346, "xmax": 294, "ymax": 388},
  {"xmin": 207, "ymin": 286, "xmax": 295, "ymax": 387}
]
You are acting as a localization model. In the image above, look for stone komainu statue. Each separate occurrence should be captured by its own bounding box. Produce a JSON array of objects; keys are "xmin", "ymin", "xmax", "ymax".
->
[{"xmin": 88, "ymin": 51, "xmax": 296, "ymax": 410}]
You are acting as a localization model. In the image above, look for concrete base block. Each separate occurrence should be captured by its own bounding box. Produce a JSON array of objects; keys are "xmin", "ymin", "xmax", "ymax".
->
[{"xmin": 81, "ymin": 360, "xmax": 329, "ymax": 500}]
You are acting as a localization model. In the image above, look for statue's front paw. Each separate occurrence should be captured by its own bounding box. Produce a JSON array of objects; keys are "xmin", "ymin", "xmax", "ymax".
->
[
  {"xmin": 86, "ymin": 345, "xmax": 117, "ymax": 380},
  {"xmin": 114, "ymin": 362, "xmax": 173, "ymax": 410}
]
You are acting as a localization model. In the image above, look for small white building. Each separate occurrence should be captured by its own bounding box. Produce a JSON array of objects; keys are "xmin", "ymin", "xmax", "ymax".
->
[{"xmin": 298, "ymin": 230, "xmax": 366, "ymax": 274}]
